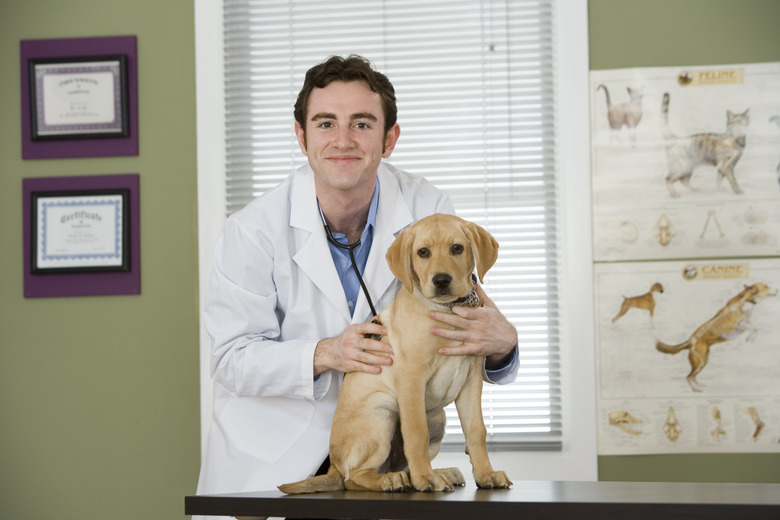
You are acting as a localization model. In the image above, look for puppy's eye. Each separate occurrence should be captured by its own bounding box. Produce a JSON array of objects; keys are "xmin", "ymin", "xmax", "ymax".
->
[
  {"xmin": 417, "ymin": 248, "xmax": 430, "ymax": 258},
  {"xmin": 451, "ymin": 244, "xmax": 464, "ymax": 255}
]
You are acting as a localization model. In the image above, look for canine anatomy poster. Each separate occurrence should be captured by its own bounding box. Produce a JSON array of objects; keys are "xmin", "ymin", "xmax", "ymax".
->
[
  {"xmin": 594, "ymin": 260, "xmax": 780, "ymax": 455},
  {"xmin": 590, "ymin": 63, "xmax": 780, "ymax": 262}
]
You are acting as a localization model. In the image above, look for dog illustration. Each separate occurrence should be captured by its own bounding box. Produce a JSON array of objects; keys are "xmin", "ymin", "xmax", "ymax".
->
[
  {"xmin": 279, "ymin": 214, "xmax": 511, "ymax": 494},
  {"xmin": 612, "ymin": 282, "xmax": 664, "ymax": 326},
  {"xmin": 656, "ymin": 282, "xmax": 776, "ymax": 392}
]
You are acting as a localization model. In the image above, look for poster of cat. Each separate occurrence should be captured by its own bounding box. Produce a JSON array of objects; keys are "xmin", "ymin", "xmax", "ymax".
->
[
  {"xmin": 590, "ymin": 62, "xmax": 780, "ymax": 262},
  {"xmin": 594, "ymin": 259, "xmax": 780, "ymax": 455}
]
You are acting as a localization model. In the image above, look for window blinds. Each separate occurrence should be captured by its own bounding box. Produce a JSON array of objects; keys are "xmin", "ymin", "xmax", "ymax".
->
[{"xmin": 223, "ymin": 0, "xmax": 561, "ymax": 449}]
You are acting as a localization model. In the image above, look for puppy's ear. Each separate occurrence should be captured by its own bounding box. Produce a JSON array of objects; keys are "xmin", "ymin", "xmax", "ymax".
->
[
  {"xmin": 386, "ymin": 227, "xmax": 416, "ymax": 292},
  {"xmin": 462, "ymin": 221, "xmax": 499, "ymax": 283}
]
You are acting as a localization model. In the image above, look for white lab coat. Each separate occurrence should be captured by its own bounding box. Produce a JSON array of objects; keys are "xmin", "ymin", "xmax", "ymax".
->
[{"xmin": 196, "ymin": 162, "xmax": 455, "ymax": 498}]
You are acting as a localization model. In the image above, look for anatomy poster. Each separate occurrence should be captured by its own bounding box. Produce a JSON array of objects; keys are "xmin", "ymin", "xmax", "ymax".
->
[
  {"xmin": 590, "ymin": 63, "xmax": 780, "ymax": 262},
  {"xmin": 594, "ymin": 259, "xmax": 780, "ymax": 455}
]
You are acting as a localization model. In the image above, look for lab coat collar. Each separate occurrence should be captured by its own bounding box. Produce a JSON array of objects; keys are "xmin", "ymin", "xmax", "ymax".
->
[{"xmin": 290, "ymin": 165, "xmax": 351, "ymax": 322}]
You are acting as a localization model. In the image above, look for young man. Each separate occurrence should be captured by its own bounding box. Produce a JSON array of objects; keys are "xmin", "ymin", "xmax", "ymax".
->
[{"xmin": 196, "ymin": 55, "xmax": 518, "ymax": 499}]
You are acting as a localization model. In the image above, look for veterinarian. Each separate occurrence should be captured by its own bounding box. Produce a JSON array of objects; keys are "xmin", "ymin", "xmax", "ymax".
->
[{"xmin": 196, "ymin": 55, "xmax": 519, "ymax": 501}]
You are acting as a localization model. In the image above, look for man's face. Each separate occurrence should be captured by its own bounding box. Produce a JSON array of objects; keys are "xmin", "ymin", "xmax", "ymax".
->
[{"xmin": 295, "ymin": 80, "xmax": 400, "ymax": 197}]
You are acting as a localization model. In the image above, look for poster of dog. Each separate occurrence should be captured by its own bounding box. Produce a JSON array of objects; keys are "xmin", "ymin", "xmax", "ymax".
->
[{"xmin": 594, "ymin": 259, "xmax": 780, "ymax": 455}]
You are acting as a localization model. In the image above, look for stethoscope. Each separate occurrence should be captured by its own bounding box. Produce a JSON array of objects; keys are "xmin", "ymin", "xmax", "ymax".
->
[
  {"xmin": 322, "ymin": 222, "xmax": 385, "ymax": 341},
  {"xmin": 319, "ymin": 205, "xmax": 379, "ymax": 319}
]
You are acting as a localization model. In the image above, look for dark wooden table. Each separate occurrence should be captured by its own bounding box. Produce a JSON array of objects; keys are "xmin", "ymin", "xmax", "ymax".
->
[{"xmin": 185, "ymin": 480, "xmax": 780, "ymax": 519}]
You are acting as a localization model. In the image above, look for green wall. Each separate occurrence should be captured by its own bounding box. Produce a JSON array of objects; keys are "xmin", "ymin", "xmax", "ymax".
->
[
  {"xmin": 1, "ymin": 2, "xmax": 778, "ymax": 520},
  {"xmin": 589, "ymin": 0, "xmax": 780, "ymax": 483},
  {"xmin": 0, "ymin": 1, "xmax": 200, "ymax": 519}
]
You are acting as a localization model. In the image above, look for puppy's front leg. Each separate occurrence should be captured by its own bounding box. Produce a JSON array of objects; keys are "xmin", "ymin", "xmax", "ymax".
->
[
  {"xmin": 455, "ymin": 360, "xmax": 512, "ymax": 489},
  {"xmin": 396, "ymin": 376, "xmax": 454, "ymax": 492}
]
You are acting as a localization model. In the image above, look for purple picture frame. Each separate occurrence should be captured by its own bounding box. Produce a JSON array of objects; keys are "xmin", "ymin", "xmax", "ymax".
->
[
  {"xmin": 20, "ymin": 36, "xmax": 138, "ymax": 159},
  {"xmin": 23, "ymin": 174, "xmax": 141, "ymax": 298}
]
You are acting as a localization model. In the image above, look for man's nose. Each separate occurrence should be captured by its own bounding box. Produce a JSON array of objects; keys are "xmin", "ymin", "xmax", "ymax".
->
[{"xmin": 333, "ymin": 126, "xmax": 353, "ymax": 147}]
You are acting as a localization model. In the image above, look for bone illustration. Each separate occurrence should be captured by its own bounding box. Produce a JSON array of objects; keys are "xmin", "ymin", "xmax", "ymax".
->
[
  {"xmin": 608, "ymin": 410, "xmax": 643, "ymax": 435},
  {"xmin": 710, "ymin": 407, "xmax": 726, "ymax": 442},
  {"xmin": 653, "ymin": 214, "xmax": 675, "ymax": 246},
  {"xmin": 743, "ymin": 406, "xmax": 765, "ymax": 441},
  {"xmin": 663, "ymin": 406, "xmax": 682, "ymax": 442}
]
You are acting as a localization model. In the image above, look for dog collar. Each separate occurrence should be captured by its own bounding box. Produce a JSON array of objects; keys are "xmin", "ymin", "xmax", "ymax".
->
[{"xmin": 439, "ymin": 286, "xmax": 480, "ymax": 309}]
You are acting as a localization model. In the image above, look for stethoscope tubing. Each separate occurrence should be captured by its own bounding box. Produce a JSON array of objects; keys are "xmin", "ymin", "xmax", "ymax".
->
[{"xmin": 323, "ymin": 224, "xmax": 379, "ymax": 318}]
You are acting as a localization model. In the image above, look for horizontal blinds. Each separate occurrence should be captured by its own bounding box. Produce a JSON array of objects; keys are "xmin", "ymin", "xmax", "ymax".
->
[{"xmin": 224, "ymin": 0, "xmax": 560, "ymax": 448}]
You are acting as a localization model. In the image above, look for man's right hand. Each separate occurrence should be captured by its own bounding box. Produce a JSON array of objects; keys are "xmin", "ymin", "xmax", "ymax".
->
[{"xmin": 314, "ymin": 320, "xmax": 391, "ymax": 376}]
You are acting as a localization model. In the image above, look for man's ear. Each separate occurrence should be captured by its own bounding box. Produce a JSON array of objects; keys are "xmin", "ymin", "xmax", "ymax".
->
[
  {"xmin": 294, "ymin": 121, "xmax": 308, "ymax": 155},
  {"xmin": 382, "ymin": 123, "xmax": 401, "ymax": 158}
]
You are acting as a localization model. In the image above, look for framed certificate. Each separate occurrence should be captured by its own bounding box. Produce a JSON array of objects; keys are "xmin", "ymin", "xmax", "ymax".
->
[
  {"xmin": 20, "ymin": 36, "xmax": 139, "ymax": 159},
  {"xmin": 23, "ymin": 174, "xmax": 140, "ymax": 299},
  {"xmin": 31, "ymin": 189, "xmax": 130, "ymax": 273},
  {"xmin": 28, "ymin": 55, "xmax": 129, "ymax": 141}
]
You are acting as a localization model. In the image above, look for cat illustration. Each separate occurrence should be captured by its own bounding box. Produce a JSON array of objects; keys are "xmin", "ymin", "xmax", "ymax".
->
[
  {"xmin": 661, "ymin": 92, "xmax": 749, "ymax": 198},
  {"xmin": 597, "ymin": 84, "xmax": 644, "ymax": 143}
]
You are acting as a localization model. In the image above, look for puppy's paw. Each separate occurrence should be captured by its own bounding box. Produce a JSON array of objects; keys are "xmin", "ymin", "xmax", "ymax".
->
[
  {"xmin": 435, "ymin": 467, "xmax": 466, "ymax": 487},
  {"xmin": 412, "ymin": 471, "xmax": 456, "ymax": 492},
  {"xmin": 475, "ymin": 470, "xmax": 513, "ymax": 489},
  {"xmin": 380, "ymin": 471, "xmax": 411, "ymax": 493}
]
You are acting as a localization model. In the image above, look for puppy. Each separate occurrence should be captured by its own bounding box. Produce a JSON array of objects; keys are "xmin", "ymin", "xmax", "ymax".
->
[
  {"xmin": 612, "ymin": 282, "xmax": 664, "ymax": 326},
  {"xmin": 279, "ymin": 213, "xmax": 512, "ymax": 494},
  {"xmin": 656, "ymin": 282, "xmax": 776, "ymax": 392}
]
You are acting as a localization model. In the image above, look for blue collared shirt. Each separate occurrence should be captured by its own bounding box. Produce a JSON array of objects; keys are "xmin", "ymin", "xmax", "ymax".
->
[{"xmin": 323, "ymin": 180, "xmax": 380, "ymax": 317}]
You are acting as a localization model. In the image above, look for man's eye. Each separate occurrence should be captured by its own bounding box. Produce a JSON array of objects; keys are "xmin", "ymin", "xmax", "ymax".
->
[
  {"xmin": 355, "ymin": 122, "xmax": 370, "ymax": 129},
  {"xmin": 451, "ymin": 244, "xmax": 464, "ymax": 255},
  {"xmin": 417, "ymin": 248, "xmax": 430, "ymax": 258},
  {"xmin": 318, "ymin": 122, "xmax": 333, "ymax": 128}
]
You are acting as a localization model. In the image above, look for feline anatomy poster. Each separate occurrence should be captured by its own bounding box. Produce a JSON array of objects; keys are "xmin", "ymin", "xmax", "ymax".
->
[
  {"xmin": 591, "ymin": 63, "xmax": 780, "ymax": 455},
  {"xmin": 590, "ymin": 63, "xmax": 780, "ymax": 262}
]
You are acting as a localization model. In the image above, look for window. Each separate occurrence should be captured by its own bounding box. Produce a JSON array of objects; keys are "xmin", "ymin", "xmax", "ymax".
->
[{"xmin": 196, "ymin": 0, "xmax": 596, "ymax": 477}]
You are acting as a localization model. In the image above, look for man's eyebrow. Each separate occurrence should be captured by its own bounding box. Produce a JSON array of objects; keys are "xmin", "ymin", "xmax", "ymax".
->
[
  {"xmin": 350, "ymin": 112, "xmax": 378, "ymax": 122},
  {"xmin": 309, "ymin": 112, "xmax": 378, "ymax": 122},
  {"xmin": 310, "ymin": 112, "xmax": 337, "ymax": 121}
]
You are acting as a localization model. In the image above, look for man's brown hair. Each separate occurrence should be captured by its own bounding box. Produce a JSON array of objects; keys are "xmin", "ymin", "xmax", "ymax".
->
[{"xmin": 294, "ymin": 55, "xmax": 398, "ymax": 135}]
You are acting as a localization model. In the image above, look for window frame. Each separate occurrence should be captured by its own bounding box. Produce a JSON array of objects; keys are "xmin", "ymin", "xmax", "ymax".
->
[{"xmin": 194, "ymin": 0, "xmax": 596, "ymax": 481}]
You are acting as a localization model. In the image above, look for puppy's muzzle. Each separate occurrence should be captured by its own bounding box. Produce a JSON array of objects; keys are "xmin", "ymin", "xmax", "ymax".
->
[{"xmin": 432, "ymin": 273, "xmax": 452, "ymax": 295}]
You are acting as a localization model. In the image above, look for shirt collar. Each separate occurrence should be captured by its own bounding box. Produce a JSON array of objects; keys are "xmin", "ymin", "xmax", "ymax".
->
[{"xmin": 316, "ymin": 179, "xmax": 380, "ymax": 244}]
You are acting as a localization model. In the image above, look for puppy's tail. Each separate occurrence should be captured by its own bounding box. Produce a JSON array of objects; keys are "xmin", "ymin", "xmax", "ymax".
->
[
  {"xmin": 655, "ymin": 338, "xmax": 691, "ymax": 354},
  {"xmin": 278, "ymin": 465, "xmax": 344, "ymax": 495}
]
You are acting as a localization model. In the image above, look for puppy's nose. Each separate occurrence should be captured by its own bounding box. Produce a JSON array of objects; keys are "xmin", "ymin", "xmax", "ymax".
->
[{"xmin": 432, "ymin": 273, "xmax": 452, "ymax": 290}]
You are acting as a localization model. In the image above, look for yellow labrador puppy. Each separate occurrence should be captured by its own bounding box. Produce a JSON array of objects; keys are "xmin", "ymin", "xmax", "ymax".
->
[{"xmin": 279, "ymin": 213, "xmax": 512, "ymax": 494}]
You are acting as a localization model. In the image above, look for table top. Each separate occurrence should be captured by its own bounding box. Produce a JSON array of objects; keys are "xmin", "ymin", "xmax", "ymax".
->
[{"xmin": 185, "ymin": 480, "xmax": 780, "ymax": 519}]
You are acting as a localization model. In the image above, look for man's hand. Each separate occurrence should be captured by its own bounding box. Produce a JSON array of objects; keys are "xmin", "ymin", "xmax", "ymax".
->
[
  {"xmin": 314, "ymin": 320, "xmax": 391, "ymax": 376},
  {"xmin": 429, "ymin": 285, "xmax": 517, "ymax": 368}
]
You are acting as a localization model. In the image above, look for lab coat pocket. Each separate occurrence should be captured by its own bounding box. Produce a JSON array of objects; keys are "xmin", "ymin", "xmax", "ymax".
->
[{"xmin": 221, "ymin": 396, "xmax": 315, "ymax": 463}]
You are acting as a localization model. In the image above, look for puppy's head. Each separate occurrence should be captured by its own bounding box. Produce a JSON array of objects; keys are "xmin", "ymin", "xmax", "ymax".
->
[{"xmin": 386, "ymin": 214, "xmax": 499, "ymax": 304}]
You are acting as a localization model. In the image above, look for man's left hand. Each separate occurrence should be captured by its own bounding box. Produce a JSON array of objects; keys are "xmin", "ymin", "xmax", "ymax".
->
[{"xmin": 429, "ymin": 285, "xmax": 518, "ymax": 368}]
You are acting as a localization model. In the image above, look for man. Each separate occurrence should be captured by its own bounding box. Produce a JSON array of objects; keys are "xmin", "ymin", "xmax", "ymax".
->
[{"xmin": 196, "ymin": 55, "xmax": 518, "ymax": 499}]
